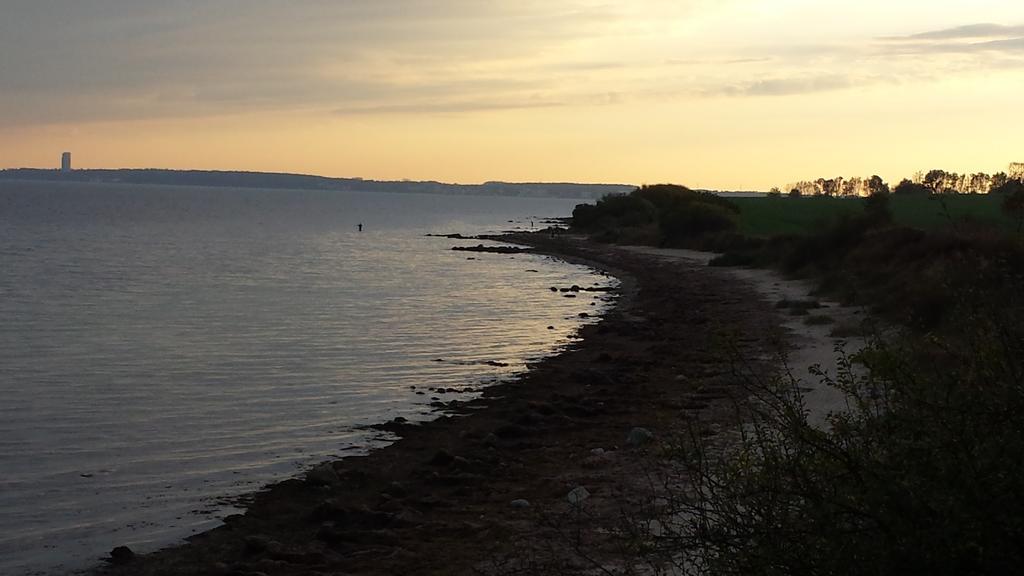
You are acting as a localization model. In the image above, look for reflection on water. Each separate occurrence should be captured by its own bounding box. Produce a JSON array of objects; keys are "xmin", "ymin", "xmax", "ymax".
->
[{"xmin": 0, "ymin": 182, "xmax": 617, "ymax": 575}]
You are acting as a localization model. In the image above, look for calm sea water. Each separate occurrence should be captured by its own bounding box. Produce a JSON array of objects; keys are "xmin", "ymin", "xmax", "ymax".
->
[{"xmin": 0, "ymin": 181, "xmax": 616, "ymax": 575}]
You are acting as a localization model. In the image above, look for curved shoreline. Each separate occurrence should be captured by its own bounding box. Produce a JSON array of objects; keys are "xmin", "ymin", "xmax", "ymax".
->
[{"xmin": 89, "ymin": 234, "xmax": 788, "ymax": 576}]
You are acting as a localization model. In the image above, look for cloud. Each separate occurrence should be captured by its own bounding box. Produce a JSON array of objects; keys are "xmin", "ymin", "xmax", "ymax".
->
[
  {"xmin": 333, "ymin": 98, "xmax": 564, "ymax": 116},
  {"xmin": 3, "ymin": 3, "xmax": 1022, "ymax": 127},
  {"xmin": 665, "ymin": 57, "xmax": 774, "ymax": 66},
  {"xmin": 0, "ymin": 0, "xmax": 644, "ymax": 125},
  {"xmin": 708, "ymin": 74, "xmax": 855, "ymax": 97},
  {"xmin": 879, "ymin": 22, "xmax": 1024, "ymax": 55},
  {"xmin": 888, "ymin": 23, "xmax": 1024, "ymax": 41}
]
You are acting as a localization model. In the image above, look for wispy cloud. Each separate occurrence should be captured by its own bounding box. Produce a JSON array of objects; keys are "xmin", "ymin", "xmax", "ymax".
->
[
  {"xmin": 665, "ymin": 57, "xmax": 774, "ymax": 67},
  {"xmin": 0, "ymin": 0, "xmax": 648, "ymax": 125},
  {"xmin": 887, "ymin": 23, "xmax": 1024, "ymax": 41},
  {"xmin": 333, "ymin": 98, "xmax": 565, "ymax": 116},
  {"xmin": 879, "ymin": 22, "xmax": 1024, "ymax": 54},
  {"xmin": 3, "ymin": 2, "xmax": 1024, "ymax": 128},
  {"xmin": 690, "ymin": 74, "xmax": 859, "ymax": 98}
]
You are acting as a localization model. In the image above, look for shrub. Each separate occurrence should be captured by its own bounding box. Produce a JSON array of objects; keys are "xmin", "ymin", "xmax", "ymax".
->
[
  {"xmin": 654, "ymin": 286, "xmax": 1024, "ymax": 576},
  {"xmin": 570, "ymin": 184, "xmax": 740, "ymax": 247},
  {"xmin": 660, "ymin": 202, "xmax": 738, "ymax": 247},
  {"xmin": 571, "ymin": 193, "xmax": 656, "ymax": 232}
]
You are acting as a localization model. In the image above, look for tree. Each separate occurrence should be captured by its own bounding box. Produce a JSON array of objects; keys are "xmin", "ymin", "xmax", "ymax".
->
[
  {"xmin": 991, "ymin": 178, "xmax": 1023, "ymax": 196},
  {"xmin": 991, "ymin": 172, "xmax": 1009, "ymax": 190},
  {"xmin": 867, "ymin": 175, "xmax": 890, "ymax": 196},
  {"xmin": 842, "ymin": 177, "xmax": 862, "ymax": 197},
  {"xmin": 820, "ymin": 178, "xmax": 843, "ymax": 197},
  {"xmin": 894, "ymin": 178, "xmax": 931, "ymax": 196},
  {"xmin": 789, "ymin": 188, "xmax": 803, "ymax": 198},
  {"xmin": 924, "ymin": 169, "xmax": 949, "ymax": 194},
  {"xmin": 815, "ymin": 178, "xmax": 828, "ymax": 196},
  {"xmin": 969, "ymin": 173, "xmax": 991, "ymax": 194},
  {"xmin": 787, "ymin": 181, "xmax": 818, "ymax": 196}
]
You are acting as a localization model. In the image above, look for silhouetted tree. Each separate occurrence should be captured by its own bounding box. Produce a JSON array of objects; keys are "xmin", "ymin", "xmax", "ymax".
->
[
  {"xmin": 867, "ymin": 175, "xmax": 890, "ymax": 196},
  {"xmin": 894, "ymin": 178, "xmax": 931, "ymax": 196},
  {"xmin": 924, "ymin": 169, "xmax": 950, "ymax": 194},
  {"xmin": 992, "ymin": 178, "xmax": 1024, "ymax": 196},
  {"xmin": 991, "ymin": 172, "xmax": 1010, "ymax": 191}
]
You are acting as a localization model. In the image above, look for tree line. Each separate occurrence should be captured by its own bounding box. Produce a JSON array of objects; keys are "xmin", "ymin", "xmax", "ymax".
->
[{"xmin": 781, "ymin": 163, "xmax": 1024, "ymax": 197}]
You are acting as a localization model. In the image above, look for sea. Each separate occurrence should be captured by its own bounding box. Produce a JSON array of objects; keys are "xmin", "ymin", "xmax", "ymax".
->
[{"xmin": 0, "ymin": 181, "xmax": 617, "ymax": 575}]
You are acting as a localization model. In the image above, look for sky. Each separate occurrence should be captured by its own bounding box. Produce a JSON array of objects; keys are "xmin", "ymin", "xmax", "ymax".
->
[{"xmin": 1, "ymin": 0, "xmax": 1023, "ymax": 190}]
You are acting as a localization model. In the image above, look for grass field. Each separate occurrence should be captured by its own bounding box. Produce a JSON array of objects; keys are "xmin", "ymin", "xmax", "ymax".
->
[{"xmin": 731, "ymin": 194, "xmax": 1015, "ymax": 237}]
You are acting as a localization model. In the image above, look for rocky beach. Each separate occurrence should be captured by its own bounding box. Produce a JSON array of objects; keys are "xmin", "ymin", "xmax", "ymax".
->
[{"xmin": 88, "ymin": 232, "xmax": 844, "ymax": 576}]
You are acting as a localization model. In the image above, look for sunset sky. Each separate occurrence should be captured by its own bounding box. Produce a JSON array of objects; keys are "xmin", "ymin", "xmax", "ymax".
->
[{"xmin": 2, "ymin": 0, "xmax": 1023, "ymax": 190}]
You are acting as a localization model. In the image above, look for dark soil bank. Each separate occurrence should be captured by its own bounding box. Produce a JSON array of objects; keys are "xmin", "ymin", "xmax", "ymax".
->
[{"xmin": 90, "ymin": 233, "xmax": 781, "ymax": 576}]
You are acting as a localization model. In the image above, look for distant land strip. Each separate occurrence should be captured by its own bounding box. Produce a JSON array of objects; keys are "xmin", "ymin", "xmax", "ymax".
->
[{"xmin": 0, "ymin": 168, "xmax": 637, "ymax": 200}]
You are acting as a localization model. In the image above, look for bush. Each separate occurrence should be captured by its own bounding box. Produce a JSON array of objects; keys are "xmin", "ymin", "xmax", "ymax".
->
[
  {"xmin": 570, "ymin": 184, "xmax": 740, "ymax": 247},
  {"xmin": 660, "ymin": 202, "xmax": 738, "ymax": 247},
  {"xmin": 572, "ymin": 194, "xmax": 656, "ymax": 232},
  {"xmin": 654, "ymin": 286, "xmax": 1024, "ymax": 576},
  {"xmin": 780, "ymin": 213, "xmax": 874, "ymax": 274}
]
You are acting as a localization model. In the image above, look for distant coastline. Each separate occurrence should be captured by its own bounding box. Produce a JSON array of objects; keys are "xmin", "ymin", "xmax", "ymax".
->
[
  {"xmin": 0, "ymin": 168, "xmax": 635, "ymax": 200},
  {"xmin": 0, "ymin": 168, "xmax": 773, "ymax": 199}
]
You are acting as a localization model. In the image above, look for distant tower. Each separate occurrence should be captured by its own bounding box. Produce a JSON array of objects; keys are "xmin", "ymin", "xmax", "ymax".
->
[{"xmin": 61, "ymin": 152, "xmax": 72, "ymax": 173}]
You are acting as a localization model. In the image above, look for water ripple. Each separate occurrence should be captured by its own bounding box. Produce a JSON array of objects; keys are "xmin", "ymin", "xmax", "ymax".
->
[{"xmin": 0, "ymin": 182, "xmax": 617, "ymax": 575}]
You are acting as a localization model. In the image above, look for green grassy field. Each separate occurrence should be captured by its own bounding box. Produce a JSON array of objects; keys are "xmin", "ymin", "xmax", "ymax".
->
[{"xmin": 731, "ymin": 194, "xmax": 1014, "ymax": 237}]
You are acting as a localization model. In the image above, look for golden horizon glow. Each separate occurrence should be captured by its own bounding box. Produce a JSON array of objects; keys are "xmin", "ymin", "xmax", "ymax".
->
[{"xmin": 2, "ymin": 1, "xmax": 1023, "ymax": 190}]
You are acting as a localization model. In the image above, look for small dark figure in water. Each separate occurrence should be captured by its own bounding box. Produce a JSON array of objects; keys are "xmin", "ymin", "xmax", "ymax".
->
[{"xmin": 358, "ymin": 223, "xmax": 363, "ymax": 232}]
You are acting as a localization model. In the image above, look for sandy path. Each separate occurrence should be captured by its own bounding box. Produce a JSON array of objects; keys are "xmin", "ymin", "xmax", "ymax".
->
[{"xmin": 621, "ymin": 246, "xmax": 868, "ymax": 428}]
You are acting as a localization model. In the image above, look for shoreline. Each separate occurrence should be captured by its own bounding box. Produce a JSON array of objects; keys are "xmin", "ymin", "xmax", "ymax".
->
[
  {"xmin": 617, "ymin": 245, "xmax": 868, "ymax": 428},
  {"xmin": 89, "ymin": 233, "xmax": 818, "ymax": 576}
]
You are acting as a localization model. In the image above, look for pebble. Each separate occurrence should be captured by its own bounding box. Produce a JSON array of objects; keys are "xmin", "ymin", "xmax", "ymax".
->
[
  {"xmin": 567, "ymin": 486, "xmax": 590, "ymax": 506},
  {"xmin": 510, "ymin": 499, "xmax": 531, "ymax": 509},
  {"xmin": 626, "ymin": 427, "xmax": 655, "ymax": 447},
  {"xmin": 109, "ymin": 546, "xmax": 135, "ymax": 564}
]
